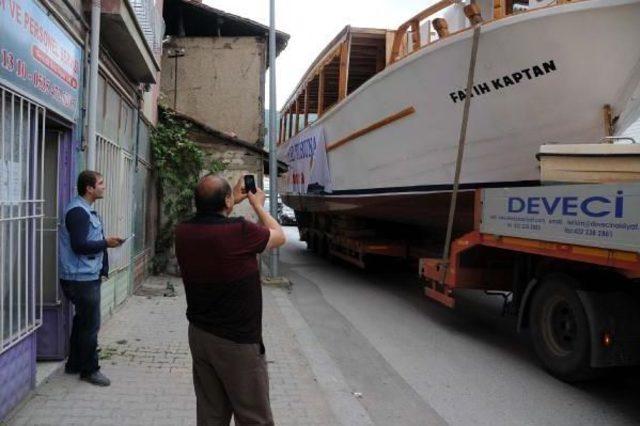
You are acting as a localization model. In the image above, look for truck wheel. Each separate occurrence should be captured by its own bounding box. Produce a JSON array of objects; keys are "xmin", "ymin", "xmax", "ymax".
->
[{"xmin": 529, "ymin": 275, "xmax": 593, "ymax": 382}]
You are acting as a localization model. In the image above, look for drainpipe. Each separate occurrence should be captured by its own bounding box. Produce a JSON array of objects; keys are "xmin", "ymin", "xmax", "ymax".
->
[
  {"xmin": 268, "ymin": 0, "xmax": 279, "ymax": 277},
  {"xmin": 128, "ymin": 90, "xmax": 143, "ymax": 294},
  {"xmin": 87, "ymin": 0, "xmax": 101, "ymax": 170}
]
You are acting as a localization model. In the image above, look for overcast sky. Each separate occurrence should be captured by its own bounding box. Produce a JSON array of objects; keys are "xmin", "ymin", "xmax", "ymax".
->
[{"xmin": 204, "ymin": 0, "xmax": 438, "ymax": 109}]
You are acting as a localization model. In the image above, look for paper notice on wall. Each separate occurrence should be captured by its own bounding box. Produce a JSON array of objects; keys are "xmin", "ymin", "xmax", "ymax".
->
[
  {"xmin": 277, "ymin": 126, "xmax": 332, "ymax": 194},
  {"xmin": 0, "ymin": 160, "xmax": 23, "ymax": 204}
]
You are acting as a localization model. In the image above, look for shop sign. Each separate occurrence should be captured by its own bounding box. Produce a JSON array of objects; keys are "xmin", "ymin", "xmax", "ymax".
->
[
  {"xmin": 481, "ymin": 183, "xmax": 640, "ymax": 253},
  {"xmin": 0, "ymin": 0, "xmax": 83, "ymax": 121}
]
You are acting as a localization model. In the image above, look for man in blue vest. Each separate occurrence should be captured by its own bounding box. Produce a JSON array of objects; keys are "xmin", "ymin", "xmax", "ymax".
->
[{"xmin": 59, "ymin": 170, "xmax": 124, "ymax": 386}]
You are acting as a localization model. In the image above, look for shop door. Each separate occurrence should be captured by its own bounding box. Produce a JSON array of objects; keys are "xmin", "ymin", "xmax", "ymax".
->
[
  {"xmin": 36, "ymin": 127, "xmax": 74, "ymax": 360},
  {"xmin": 41, "ymin": 131, "xmax": 59, "ymax": 306}
]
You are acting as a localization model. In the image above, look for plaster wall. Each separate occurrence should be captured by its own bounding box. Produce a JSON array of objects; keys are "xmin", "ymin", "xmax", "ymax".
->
[{"xmin": 161, "ymin": 37, "xmax": 266, "ymax": 145}]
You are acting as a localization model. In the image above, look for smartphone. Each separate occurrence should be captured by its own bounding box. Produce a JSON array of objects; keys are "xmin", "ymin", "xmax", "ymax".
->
[
  {"xmin": 121, "ymin": 234, "xmax": 135, "ymax": 243},
  {"xmin": 244, "ymin": 175, "xmax": 257, "ymax": 194}
]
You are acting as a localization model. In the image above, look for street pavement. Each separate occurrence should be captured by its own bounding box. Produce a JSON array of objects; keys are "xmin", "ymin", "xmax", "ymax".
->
[
  {"xmin": 6, "ymin": 275, "xmax": 343, "ymax": 425},
  {"xmin": 279, "ymin": 227, "xmax": 640, "ymax": 426},
  {"xmin": 7, "ymin": 226, "xmax": 640, "ymax": 425}
]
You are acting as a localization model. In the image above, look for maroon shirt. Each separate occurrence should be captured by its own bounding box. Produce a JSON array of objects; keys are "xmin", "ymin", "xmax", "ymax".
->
[{"xmin": 175, "ymin": 213, "xmax": 270, "ymax": 344}]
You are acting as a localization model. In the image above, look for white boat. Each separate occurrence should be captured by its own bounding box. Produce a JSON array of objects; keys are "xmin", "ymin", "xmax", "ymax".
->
[{"xmin": 277, "ymin": 0, "xmax": 640, "ymax": 231}]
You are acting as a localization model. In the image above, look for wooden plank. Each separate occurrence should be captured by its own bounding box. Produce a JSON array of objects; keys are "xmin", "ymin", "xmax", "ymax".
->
[
  {"xmin": 282, "ymin": 115, "xmax": 287, "ymax": 144},
  {"xmin": 401, "ymin": 0, "xmax": 456, "ymax": 29},
  {"xmin": 493, "ymin": 0, "xmax": 506, "ymax": 19},
  {"xmin": 338, "ymin": 36, "xmax": 352, "ymax": 101},
  {"xmin": 294, "ymin": 99, "xmax": 300, "ymax": 135},
  {"xmin": 304, "ymin": 84, "xmax": 310, "ymax": 127},
  {"xmin": 410, "ymin": 20, "xmax": 421, "ymax": 51},
  {"xmin": 390, "ymin": 0, "xmax": 456, "ymax": 63},
  {"xmin": 385, "ymin": 31, "xmax": 396, "ymax": 65},
  {"xmin": 326, "ymin": 106, "xmax": 416, "ymax": 152},
  {"xmin": 280, "ymin": 27, "xmax": 350, "ymax": 115},
  {"xmin": 349, "ymin": 28, "xmax": 388, "ymax": 37},
  {"xmin": 282, "ymin": 115, "xmax": 287, "ymax": 143},
  {"xmin": 389, "ymin": 29, "xmax": 405, "ymax": 64},
  {"xmin": 283, "ymin": 113, "xmax": 289, "ymax": 141},
  {"xmin": 318, "ymin": 68, "xmax": 325, "ymax": 116},
  {"xmin": 350, "ymin": 37, "xmax": 386, "ymax": 48},
  {"xmin": 287, "ymin": 109, "xmax": 293, "ymax": 139}
]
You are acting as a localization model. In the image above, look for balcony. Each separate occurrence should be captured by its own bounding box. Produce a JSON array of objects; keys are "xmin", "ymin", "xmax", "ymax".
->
[
  {"xmin": 130, "ymin": 0, "xmax": 164, "ymax": 57},
  {"xmin": 100, "ymin": 0, "xmax": 161, "ymax": 83}
]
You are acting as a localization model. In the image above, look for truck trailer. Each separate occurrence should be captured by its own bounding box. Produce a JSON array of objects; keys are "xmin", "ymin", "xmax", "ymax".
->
[{"xmin": 295, "ymin": 182, "xmax": 640, "ymax": 381}]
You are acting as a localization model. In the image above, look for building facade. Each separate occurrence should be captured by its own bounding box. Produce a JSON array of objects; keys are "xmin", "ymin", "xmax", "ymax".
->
[
  {"xmin": 168, "ymin": 109, "xmax": 276, "ymax": 222},
  {"xmin": 0, "ymin": 0, "xmax": 162, "ymax": 419},
  {"xmin": 160, "ymin": 0, "xmax": 288, "ymax": 209}
]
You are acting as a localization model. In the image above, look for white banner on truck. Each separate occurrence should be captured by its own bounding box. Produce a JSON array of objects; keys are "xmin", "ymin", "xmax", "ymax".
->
[
  {"xmin": 480, "ymin": 183, "xmax": 640, "ymax": 253},
  {"xmin": 277, "ymin": 126, "xmax": 332, "ymax": 194}
]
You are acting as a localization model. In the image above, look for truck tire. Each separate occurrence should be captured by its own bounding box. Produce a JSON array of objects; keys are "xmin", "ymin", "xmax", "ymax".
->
[{"xmin": 529, "ymin": 275, "xmax": 593, "ymax": 382}]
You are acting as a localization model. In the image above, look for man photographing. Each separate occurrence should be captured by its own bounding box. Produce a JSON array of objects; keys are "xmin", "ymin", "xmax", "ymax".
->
[
  {"xmin": 59, "ymin": 170, "xmax": 124, "ymax": 386},
  {"xmin": 175, "ymin": 174, "xmax": 286, "ymax": 426}
]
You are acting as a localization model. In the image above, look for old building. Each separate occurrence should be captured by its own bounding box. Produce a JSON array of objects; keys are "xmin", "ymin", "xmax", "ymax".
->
[
  {"xmin": 160, "ymin": 0, "xmax": 289, "ymax": 219},
  {"xmin": 0, "ymin": 0, "xmax": 162, "ymax": 418}
]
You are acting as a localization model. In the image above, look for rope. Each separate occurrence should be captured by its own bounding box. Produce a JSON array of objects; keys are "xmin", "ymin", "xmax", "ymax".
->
[{"xmin": 440, "ymin": 24, "xmax": 482, "ymax": 283}]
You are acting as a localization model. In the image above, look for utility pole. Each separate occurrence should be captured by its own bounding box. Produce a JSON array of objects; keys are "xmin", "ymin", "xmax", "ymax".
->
[
  {"xmin": 87, "ymin": 0, "xmax": 101, "ymax": 170},
  {"xmin": 268, "ymin": 0, "xmax": 279, "ymax": 278},
  {"xmin": 167, "ymin": 47, "xmax": 185, "ymax": 110}
]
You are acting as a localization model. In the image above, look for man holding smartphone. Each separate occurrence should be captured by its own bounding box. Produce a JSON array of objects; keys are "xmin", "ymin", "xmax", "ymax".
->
[
  {"xmin": 59, "ymin": 170, "xmax": 124, "ymax": 386},
  {"xmin": 175, "ymin": 174, "xmax": 285, "ymax": 426},
  {"xmin": 175, "ymin": 174, "xmax": 286, "ymax": 426}
]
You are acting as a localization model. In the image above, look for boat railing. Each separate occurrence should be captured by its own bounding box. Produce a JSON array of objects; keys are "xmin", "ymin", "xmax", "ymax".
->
[
  {"xmin": 388, "ymin": 0, "xmax": 579, "ymax": 64},
  {"xmin": 278, "ymin": 0, "xmax": 584, "ymax": 146}
]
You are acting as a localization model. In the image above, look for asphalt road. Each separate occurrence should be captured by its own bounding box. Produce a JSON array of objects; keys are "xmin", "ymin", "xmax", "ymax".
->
[{"xmin": 279, "ymin": 226, "xmax": 640, "ymax": 426}]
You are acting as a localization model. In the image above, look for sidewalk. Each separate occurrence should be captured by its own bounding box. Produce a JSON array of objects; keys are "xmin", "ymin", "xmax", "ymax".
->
[{"xmin": 6, "ymin": 275, "xmax": 349, "ymax": 425}]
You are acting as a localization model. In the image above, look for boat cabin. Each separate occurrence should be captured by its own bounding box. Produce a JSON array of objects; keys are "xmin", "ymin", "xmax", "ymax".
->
[{"xmin": 278, "ymin": 0, "xmax": 578, "ymax": 145}]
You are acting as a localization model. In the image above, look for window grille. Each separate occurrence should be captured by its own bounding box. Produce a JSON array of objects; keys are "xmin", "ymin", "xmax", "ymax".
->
[
  {"xmin": 95, "ymin": 134, "xmax": 134, "ymax": 272},
  {"xmin": 0, "ymin": 85, "xmax": 45, "ymax": 354}
]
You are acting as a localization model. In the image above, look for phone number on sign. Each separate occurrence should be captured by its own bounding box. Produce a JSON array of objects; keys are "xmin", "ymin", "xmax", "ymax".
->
[
  {"xmin": 1, "ymin": 48, "xmax": 77, "ymax": 110},
  {"xmin": 564, "ymin": 227, "xmax": 613, "ymax": 238},
  {"xmin": 507, "ymin": 223, "xmax": 542, "ymax": 231}
]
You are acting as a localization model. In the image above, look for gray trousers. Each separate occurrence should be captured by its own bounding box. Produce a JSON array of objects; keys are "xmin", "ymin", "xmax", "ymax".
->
[{"xmin": 188, "ymin": 324, "xmax": 273, "ymax": 426}]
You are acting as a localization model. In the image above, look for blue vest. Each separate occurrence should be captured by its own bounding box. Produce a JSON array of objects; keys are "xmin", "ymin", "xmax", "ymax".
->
[{"xmin": 58, "ymin": 196, "xmax": 105, "ymax": 281}]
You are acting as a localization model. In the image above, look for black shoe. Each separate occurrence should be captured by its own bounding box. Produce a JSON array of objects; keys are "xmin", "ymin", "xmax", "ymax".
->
[
  {"xmin": 64, "ymin": 365, "xmax": 80, "ymax": 375},
  {"xmin": 80, "ymin": 370, "xmax": 111, "ymax": 387}
]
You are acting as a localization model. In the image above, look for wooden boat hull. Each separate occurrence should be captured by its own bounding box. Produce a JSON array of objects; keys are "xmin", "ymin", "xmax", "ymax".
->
[{"xmin": 280, "ymin": 0, "xmax": 640, "ymax": 228}]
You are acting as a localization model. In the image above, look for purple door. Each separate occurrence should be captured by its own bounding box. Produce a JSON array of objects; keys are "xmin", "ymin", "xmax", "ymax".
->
[{"xmin": 36, "ymin": 129, "xmax": 73, "ymax": 360}]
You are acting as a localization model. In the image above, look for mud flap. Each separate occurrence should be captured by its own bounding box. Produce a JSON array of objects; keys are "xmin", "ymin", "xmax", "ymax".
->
[{"xmin": 577, "ymin": 290, "xmax": 640, "ymax": 368}]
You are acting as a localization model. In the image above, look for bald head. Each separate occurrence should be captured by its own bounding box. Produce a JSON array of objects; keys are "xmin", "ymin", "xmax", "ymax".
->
[{"xmin": 195, "ymin": 174, "xmax": 232, "ymax": 214}]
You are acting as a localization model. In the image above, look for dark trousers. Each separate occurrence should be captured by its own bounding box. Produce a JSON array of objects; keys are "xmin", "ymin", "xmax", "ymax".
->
[
  {"xmin": 188, "ymin": 324, "xmax": 273, "ymax": 426},
  {"xmin": 60, "ymin": 279, "xmax": 101, "ymax": 375}
]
